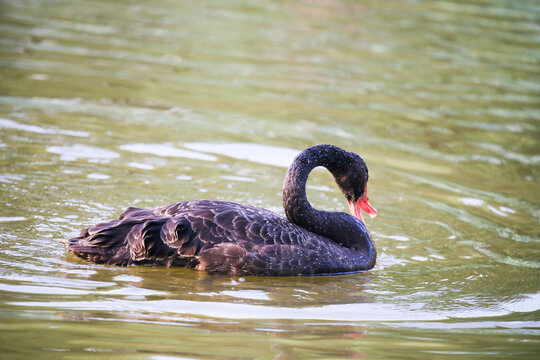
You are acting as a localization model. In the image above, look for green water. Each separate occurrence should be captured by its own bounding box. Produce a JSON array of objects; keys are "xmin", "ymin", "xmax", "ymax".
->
[{"xmin": 1, "ymin": 0, "xmax": 539, "ymax": 358}]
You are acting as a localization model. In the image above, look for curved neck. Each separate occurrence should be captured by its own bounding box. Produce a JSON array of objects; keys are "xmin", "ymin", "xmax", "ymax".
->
[{"xmin": 282, "ymin": 145, "xmax": 375, "ymax": 263}]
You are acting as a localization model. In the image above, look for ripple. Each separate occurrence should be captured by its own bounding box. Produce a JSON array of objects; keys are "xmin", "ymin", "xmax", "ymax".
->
[
  {"xmin": 0, "ymin": 283, "xmax": 166, "ymax": 297},
  {"xmin": 0, "ymin": 118, "xmax": 89, "ymax": 137},
  {"xmin": 220, "ymin": 175, "xmax": 255, "ymax": 182},
  {"xmin": 391, "ymin": 169, "xmax": 535, "ymax": 216},
  {"xmin": 422, "ymin": 198, "xmax": 536, "ymax": 243},
  {"xmin": 0, "ymin": 217, "xmax": 26, "ymax": 222},
  {"xmin": 466, "ymin": 241, "xmax": 540, "ymax": 269},
  {"xmin": 456, "ymin": 121, "xmax": 528, "ymax": 133},
  {"xmin": 28, "ymin": 73, "xmax": 50, "ymax": 81},
  {"xmin": 0, "ymin": 283, "xmax": 87, "ymax": 295},
  {"xmin": 384, "ymin": 320, "xmax": 540, "ymax": 331},
  {"xmin": 459, "ymin": 198, "xmax": 516, "ymax": 217},
  {"xmin": 47, "ymin": 144, "xmax": 120, "ymax": 162},
  {"xmin": 10, "ymin": 293, "xmax": 540, "ymax": 322},
  {"xmin": 151, "ymin": 356, "xmax": 198, "ymax": 360},
  {"xmin": 112, "ymin": 275, "xmax": 143, "ymax": 283},
  {"xmin": 0, "ymin": 96, "xmax": 203, "ymax": 127},
  {"xmin": 474, "ymin": 142, "xmax": 540, "ymax": 165},
  {"xmin": 8, "ymin": 299, "xmax": 441, "ymax": 321},
  {"xmin": 87, "ymin": 173, "xmax": 110, "ymax": 180},
  {"xmin": 128, "ymin": 162, "xmax": 154, "ymax": 170},
  {"xmin": 119, "ymin": 143, "xmax": 217, "ymax": 161},
  {"xmin": 458, "ymin": 197, "xmax": 485, "ymax": 206},
  {"xmin": 175, "ymin": 175, "xmax": 192, "ymax": 181},
  {"xmin": 364, "ymin": 135, "xmax": 500, "ymax": 165},
  {"xmin": 0, "ymin": 174, "xmax": 23, "ymax": 183},
  {"xmin": 307, "ymin": 185, "xmax": 331, "ymax": 192},
  {"xmin": 184, "ymin": 142, "xmax": 299, "ymax": 167},
  {"xmin": 0, "ymin": 274, "xmax": 114, "ymax": 289},
  {"xmin": 100, "ymin": 287, "xmax": 167, "ymax": 296},
  {"xmin": 384, "ymin": 235, "xmax": 410, "ymax": 242},
  {"xmin": 220, "ymin": 290, "xmax": 270, "ymax": 300}
]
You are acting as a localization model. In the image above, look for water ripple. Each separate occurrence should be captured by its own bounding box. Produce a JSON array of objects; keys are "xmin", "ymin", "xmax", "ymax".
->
[
  {"xmin": 9, "ymin": 292, "xmax": 540, "ymax": 322},
  {"xmin": 421, "ymin": 198, "xmax": 537, "ymax": 243},
  {"xmin": 119, "ymin": 143, "xmax": 217, "ymax": 161},
  {"xmin": 47, "ymin": 144, "xmax": 119, "ymax": 162},
  {"xmin": 0, "ymin": 118, "xmax": 89, "ymax": 137},
  {"xmin": 184, "ymin": 142, "xmax": 299, "ymax": 167}
]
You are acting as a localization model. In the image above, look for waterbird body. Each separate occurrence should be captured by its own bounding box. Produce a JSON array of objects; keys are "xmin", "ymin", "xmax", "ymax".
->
[{"xmin": 62, "ymin": 144, "xmax": 378, "ymax": 275}]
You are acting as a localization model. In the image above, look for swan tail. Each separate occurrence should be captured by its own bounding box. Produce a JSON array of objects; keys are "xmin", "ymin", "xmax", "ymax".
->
[
  {"xmin": 63, "ymin": 218, "xmax": 140, "ymax": 265},
  {"xmin": 63, "ymin": 213, "xmax": 198, "ymax": 267}
]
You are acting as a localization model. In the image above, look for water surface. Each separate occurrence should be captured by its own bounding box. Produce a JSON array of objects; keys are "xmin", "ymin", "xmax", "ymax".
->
[{"xmin": 1, "ymin": 0, "xmax": 539, "ymax": 359}]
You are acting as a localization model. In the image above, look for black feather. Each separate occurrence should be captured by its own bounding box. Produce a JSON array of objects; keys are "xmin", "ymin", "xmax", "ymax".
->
[{"xmin": 63, "ymin": 145, "xmax": 377, "ymax": 275}]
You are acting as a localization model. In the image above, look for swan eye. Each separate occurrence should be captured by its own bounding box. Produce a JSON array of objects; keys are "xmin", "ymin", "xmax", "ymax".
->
[{"xmin": 354, "ymin": 191, "xmax": 365, "ymax": 201}]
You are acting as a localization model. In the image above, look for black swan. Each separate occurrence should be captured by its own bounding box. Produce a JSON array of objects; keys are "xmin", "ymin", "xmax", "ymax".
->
[{"xmin": 62, "ymin": 144, "xmax": 378, "ymax": 275}]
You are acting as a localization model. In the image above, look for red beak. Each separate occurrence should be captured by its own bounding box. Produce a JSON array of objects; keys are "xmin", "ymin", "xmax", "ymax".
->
[{"xmin": 347, "ymin": 185, "xmax": 377, "ymax": 224}]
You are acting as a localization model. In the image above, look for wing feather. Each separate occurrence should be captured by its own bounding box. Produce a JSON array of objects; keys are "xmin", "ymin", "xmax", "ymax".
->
[{"xmin": 65, "ymin": 200, "xmax": 342, "ymax": 274}]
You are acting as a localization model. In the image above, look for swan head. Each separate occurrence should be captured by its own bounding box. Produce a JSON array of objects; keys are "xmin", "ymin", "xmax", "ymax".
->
[{"xmin": 332, "ymin": 151, "xmax": 378, "ymax": 224}]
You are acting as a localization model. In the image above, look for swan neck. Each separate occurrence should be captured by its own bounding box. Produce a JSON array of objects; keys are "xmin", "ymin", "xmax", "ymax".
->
[
  {"xmin": 282, "ymin": 147, "xmax": 324, "ymax": 224},
  {"xmin": 283, "ymin": 145, "xmax": 347, "ymax": 221},
  {"xmin": 282, "ymin": 145, "xmax": 375, "ymax": 261}
]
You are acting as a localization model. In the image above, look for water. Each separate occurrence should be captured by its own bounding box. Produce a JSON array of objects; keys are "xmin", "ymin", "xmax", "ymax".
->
[{"xmin": 1, "ymin": 0, "xmax": 539, "ymax": 358}]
